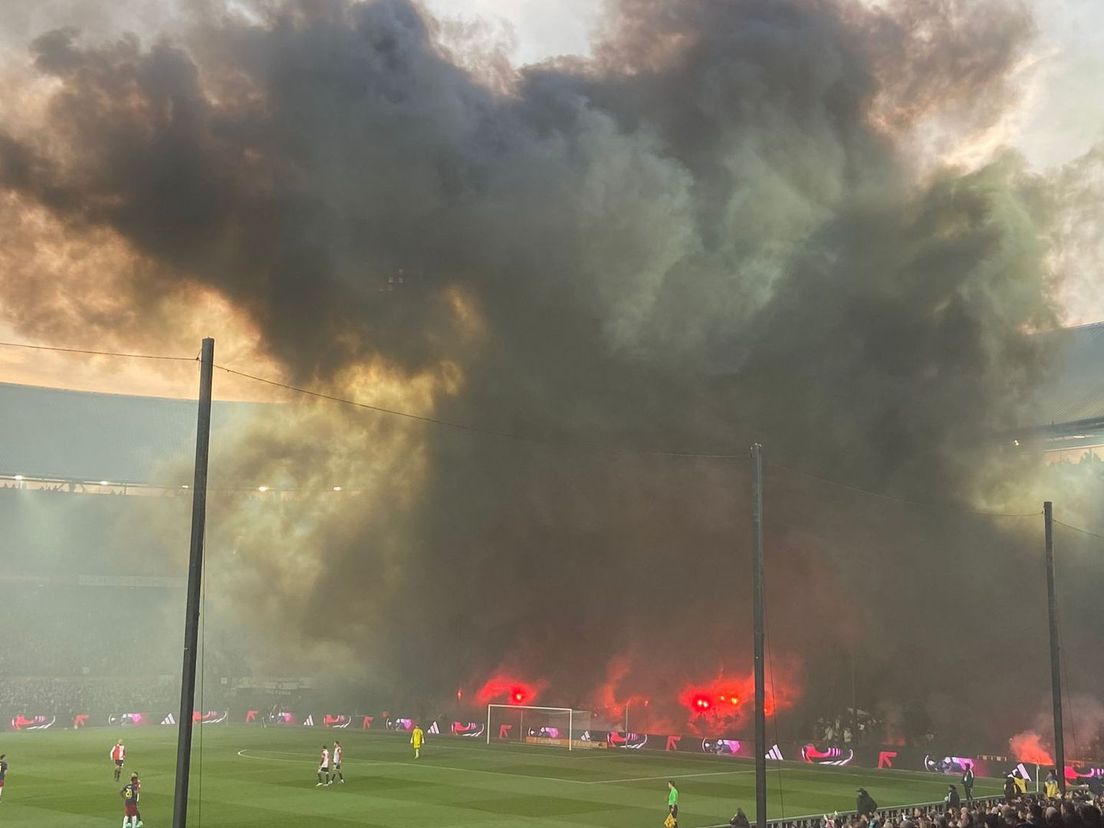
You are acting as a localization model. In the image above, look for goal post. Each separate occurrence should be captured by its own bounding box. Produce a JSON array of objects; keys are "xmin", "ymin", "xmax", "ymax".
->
[{"xmin": 485, "ymin": 704, "xmax": 593, "ymax": 751}]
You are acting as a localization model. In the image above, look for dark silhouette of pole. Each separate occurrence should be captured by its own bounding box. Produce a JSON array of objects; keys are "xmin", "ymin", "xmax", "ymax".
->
[
  {"xmin": 751, "ymin": 443, "xmax": 767, "ymax": 828},
  {"xmin": 172, "ymin": 338, "xmax": 214, "ymax": 828},
  {"xmin": 1044, "ymin": 501, "xmax": 1065, "ymax": 794}
]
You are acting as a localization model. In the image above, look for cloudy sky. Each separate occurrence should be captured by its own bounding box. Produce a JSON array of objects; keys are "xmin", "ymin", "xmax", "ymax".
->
[{"xmin": 0, "ymin": 0, "xmax": 1100, "ymax": 401}]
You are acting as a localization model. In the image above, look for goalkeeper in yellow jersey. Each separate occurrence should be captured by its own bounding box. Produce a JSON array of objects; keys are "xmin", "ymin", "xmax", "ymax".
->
[{"xmin": 410, "ymin": 723, "xmax": 425, "ymax": 759}]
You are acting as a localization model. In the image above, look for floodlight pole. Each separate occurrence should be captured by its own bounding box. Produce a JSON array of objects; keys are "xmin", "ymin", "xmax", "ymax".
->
[
  {"xmin": 751, "ymin": 443, "xmax": 767, "ymax": 828},
  {"xmin": 172, "ymin": 337, "xmax": 215, "ymax": 828},
  {"xmin": 1044, "ymin": 501, "xmax": 1065, "ymax": 794}
]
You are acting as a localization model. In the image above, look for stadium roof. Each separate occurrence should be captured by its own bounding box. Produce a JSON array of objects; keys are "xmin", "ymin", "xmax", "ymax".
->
[{"xmin": 0, "ymin": 382, "xmax": 263, "ymax": 484}]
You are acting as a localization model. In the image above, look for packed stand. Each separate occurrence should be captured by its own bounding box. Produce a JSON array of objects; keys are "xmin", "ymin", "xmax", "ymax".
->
[{"xmin": 766, "ymin": 783, "xmax": 1104, "ymax": 828}]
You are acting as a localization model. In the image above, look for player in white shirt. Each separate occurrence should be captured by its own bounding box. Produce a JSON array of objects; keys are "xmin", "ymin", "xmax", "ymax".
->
[
  {"xmin": 110, "ymin": 741, "xmax": 126, "ymax": 782},
  {"xmin": 332, "ymin": 741, "xmax": 344, "ymax": 784},
  {"xmin": 316, "ymin": 745, "xmax": 331, "ymax": 786}
]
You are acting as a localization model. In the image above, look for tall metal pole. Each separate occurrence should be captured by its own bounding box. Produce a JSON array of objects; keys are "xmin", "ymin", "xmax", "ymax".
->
[
  {"xmin": 172, "ymin": 338, "xmax": 215, "ymax": 828},
  {"xmin": 751, "ymin": 443, "xmax": 767, "ymax": 828},
  {"xmin": 1043, "ymin": 501, "xmax": 1065, "ymax": 794}
]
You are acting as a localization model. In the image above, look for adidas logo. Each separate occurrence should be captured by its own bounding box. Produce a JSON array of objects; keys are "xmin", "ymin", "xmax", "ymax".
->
[
  {"xmin": 303, "ymin": 714, "xmax": 315, "ymax": 727},
  {"xmin": 428, "ymin": 722, "xmax": 440, "ymax": 735},
  {"xmin": 161, "ymin": 714, "xmax": 176, "ymax": 725},
  {"xmin": 766, "ymin": 745, "xmax": 784, "ymax": 761}
]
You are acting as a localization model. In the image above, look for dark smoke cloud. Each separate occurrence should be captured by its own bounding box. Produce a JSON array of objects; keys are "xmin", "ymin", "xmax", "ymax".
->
[{"xmin": 1, "ymin": 0, "xmax": 1092, "ymax": 744}]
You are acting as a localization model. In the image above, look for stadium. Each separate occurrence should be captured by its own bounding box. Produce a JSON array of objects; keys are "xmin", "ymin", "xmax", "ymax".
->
[
  {"xmin": 2, "ymin": 1, "xmax": 1104, "ymax": 827},
  {"xmin": 3, "ymin": 320, "xmax": 1104, "ymax": 826}
]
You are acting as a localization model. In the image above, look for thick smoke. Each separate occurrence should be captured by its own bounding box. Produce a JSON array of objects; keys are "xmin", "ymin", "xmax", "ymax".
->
[{"xmin": 0, "ymin": 0, "xmax": 1094, "ymax": 744}]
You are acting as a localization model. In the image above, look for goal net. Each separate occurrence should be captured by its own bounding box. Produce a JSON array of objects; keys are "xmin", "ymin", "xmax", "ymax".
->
[{"xmin": 486, "ymin": 704, "xmax": 593, "ymax": 751}]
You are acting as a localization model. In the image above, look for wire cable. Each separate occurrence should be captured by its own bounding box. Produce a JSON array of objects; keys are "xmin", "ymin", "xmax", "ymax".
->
[
  {"xmin": 216, "ymin": 365, "xmax": 1058, "ymax": 518},
  {"xmin": 0, "ymin": 338, "xmax": 1059, "ymax": 516},
  {"xmin": 215, "ymin": 363, "xmax": 747, "ymax": 459},
  {"xmin": 1054, "ymin": 519, "xmax": 1104, "ymax": 542},
  {"xmin": 0, "ymin": 340, "xmax": 197, "ymax": 362}
]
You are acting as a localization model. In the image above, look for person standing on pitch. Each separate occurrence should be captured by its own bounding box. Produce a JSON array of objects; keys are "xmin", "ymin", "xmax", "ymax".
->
[
  {"xmin": 962, "ymin": 765, "xmax": 975, "ymax": 804},
  {"xmin": 111, "ymin": 740, "xmax": 126, "ymax": 782},
  {"xmin": 0, "ymin": 753, "xmax": 8, "ymax": 801},
  {"xmin": 129, "ymin": 773, "xmax": 143, "ymax": 827},
  {"xmin": 317, "ymin": 744, "xmax": 332, "ymax": 786},
  {"xmin": 332, "ymin": 741, "xmax": 344, "ymax": 783},
  {"xmin": 411, "ymin": 723, "xmax": 425, "ymax": 759},
  {"xmin": 666, "ymin": 780, "xmax": 680, "ymax": 827},
  {"xmin": 120, "ymin": 773, "xmax": 140, "ymax": 828}
]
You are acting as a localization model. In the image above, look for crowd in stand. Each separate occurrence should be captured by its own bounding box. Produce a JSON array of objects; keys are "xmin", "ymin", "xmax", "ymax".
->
[
  {"xmin": 0, "ymin": 584, "xmax": 179, "ymax": 677},
  {"xmin": 765, "ymin": 784, "xmax": 1104, "ymax": 828},
  {"xmin": 815, "ymin": 711, "xmax": 885, "ymax": 745},
  {"xmin": 0, "ymin": 677, "xmax": 181, "ymax": 719}
]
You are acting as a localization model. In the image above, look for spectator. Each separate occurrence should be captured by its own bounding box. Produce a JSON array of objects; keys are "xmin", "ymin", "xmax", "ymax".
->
[
  {"xmin": 1045, "ymin": 771, "xmax": 1061, "ymax": 800},
  {"xmin": 1077, "ymin": 805, "xmax": 1101, "ymax": 828},
  {"xmin": 858, "ymin": 789, "xmax": 878, "ymax": 817},
  {"xmin": 1060, "ymin": 802, "xmax": 1081, "ymax": 828}
]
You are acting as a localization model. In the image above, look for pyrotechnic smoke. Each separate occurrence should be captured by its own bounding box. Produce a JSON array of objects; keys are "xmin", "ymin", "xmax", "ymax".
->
[
  {"xmin": 1010, "ymin": 731, "xmax": 1054, "ymax": 766},
  {"xmin": 2, "ymin": 0, "xmax": 1101, "ymax": 743},
  {"xmin": 1049, "ymin": 144, "xmax": 1104, "ymax": 325},
  {"xmin": 1009, "ymin": 695, "xmax": 1104, "ymax": 763}
]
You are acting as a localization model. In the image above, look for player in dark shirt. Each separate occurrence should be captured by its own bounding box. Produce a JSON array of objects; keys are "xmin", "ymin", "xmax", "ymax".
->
[
  {"xmin": 120, "ymin": 775, "xmax": 141, "ymax": 827},
  {"xmin": 0, "ymin": 753, "xmax": 8, "ymax": 801}
]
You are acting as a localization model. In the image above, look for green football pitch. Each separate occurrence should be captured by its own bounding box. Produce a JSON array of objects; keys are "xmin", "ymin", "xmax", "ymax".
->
[{"xmin": 0, "ymin": 727, "xmax": 1003, "ymax": 826}]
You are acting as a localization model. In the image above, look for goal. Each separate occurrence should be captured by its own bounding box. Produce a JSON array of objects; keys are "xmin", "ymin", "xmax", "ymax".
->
[{"xmin": 486, "ymin": 704, "xmax": 593, "ymax": 751}]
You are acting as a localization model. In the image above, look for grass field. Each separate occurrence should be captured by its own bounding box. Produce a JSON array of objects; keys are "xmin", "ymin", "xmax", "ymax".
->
[{"xmin": 0, "ymin": 727, "xmax": 1004, "ymax": 827}]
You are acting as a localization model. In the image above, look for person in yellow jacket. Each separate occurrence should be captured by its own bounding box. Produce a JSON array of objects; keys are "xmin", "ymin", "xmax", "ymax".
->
[
  {"xmin": 411, "ymin": 724, "xmax": 425, "ymax": 759},
  {"xmin": 1044, "ymin": 769, "xmax": 1060, "ymax": 799}
]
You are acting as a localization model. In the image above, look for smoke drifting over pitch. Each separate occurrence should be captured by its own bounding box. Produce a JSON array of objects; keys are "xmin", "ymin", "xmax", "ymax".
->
[{"xmin": 1, "ymin": 0, "xmax": 1098, "ymax": 742}]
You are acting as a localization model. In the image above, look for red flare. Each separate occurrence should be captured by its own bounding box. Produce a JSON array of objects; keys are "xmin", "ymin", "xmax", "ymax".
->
[{"xmin": 474, "ymin": 672, "xmax": 544, "ymax": 706}]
